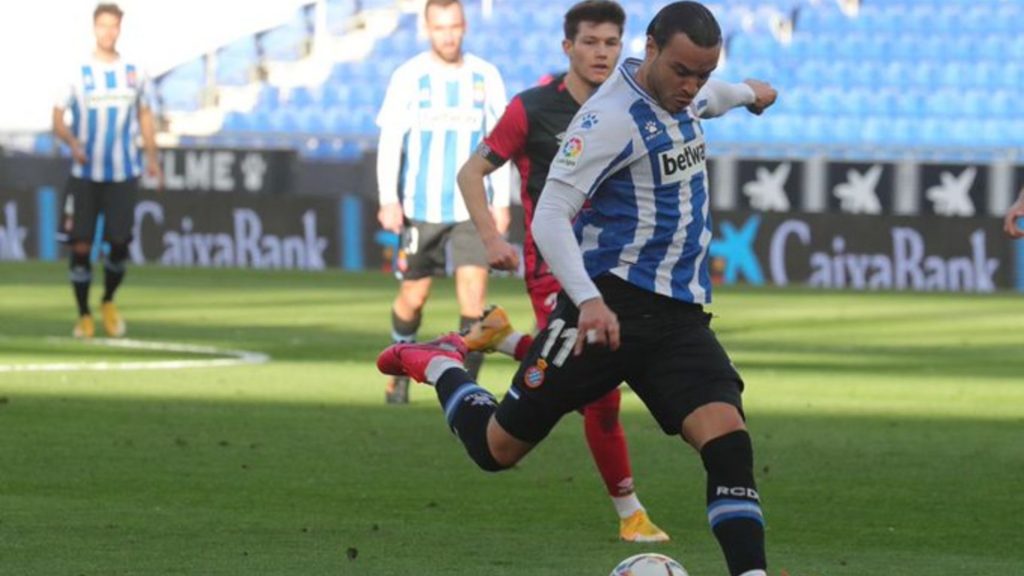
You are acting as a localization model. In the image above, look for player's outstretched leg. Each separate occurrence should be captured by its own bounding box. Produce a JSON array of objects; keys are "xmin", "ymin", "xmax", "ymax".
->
[
  {"xmin": 377, "ymin": 334, "xmax": 509, "ymax": 472},
  {"xmin": 583, "ymin": 389, "xmax": 670, "ymax": 543},
  {"xmin": 461, "ymin": 305, "xmax": 532, "ymax": 360}
]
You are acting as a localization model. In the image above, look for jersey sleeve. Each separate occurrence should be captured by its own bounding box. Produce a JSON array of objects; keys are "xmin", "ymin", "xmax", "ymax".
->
[
  {"xmin": 546, "ymin": 106, "xmax": 637, "ymax": 198},
  {"xmin": 375, "ymin": 64, "xmax": 413, "ymax": 130},
  {"xmin": 694, "ymin": 78, "xmax": 755, "ymax": 119},
  {"xmin": 478, "ymin": 95, "xmax": 528, "ymax": 167}
]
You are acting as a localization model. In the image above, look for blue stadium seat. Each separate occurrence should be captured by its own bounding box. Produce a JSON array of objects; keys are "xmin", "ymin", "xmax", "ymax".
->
[
  {"xmin": 221, "ymin": 111, "xmax": 252, "ymax": 132},
  {"xmin": 255, "ymin": 84, "xmax": 279, "ymax": 112}
]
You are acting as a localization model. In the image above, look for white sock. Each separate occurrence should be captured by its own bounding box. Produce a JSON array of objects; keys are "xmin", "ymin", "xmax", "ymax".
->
[
  {"xmin": 424, "ymin": 357, "xmax": 464, "ymax": 384},
  {"xmin": 738, "ymin": 571, "xmax": 767, "ymax": 576},
  {"xmin": 496, "ymin": 331, "xmax": 524, "ymax": 357},
  {"xmin": 611, "ymin": 493, "xmax": 643, "ymax": 520}
]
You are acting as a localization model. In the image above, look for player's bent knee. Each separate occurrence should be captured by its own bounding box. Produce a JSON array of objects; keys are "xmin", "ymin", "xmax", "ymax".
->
[
  {"xmin": 107, "ymin": 241, "xmax": 129, "ymax": 262},
  {"xmin": 682, "ymin": 401, "xmax": 747, "ymax": 451}
]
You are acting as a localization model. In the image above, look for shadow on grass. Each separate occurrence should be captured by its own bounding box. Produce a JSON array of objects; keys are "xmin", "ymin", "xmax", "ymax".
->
[{"xmin": 0, "ymin": 390, "xmax": 1021, "ymax": 575}]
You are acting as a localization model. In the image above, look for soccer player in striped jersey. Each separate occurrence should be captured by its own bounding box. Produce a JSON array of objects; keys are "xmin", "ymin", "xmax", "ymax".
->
[
  {"xmin": 376, "ymin": 0, "xmax": 510, "ymax": 404},
  {"xmin": 378, "ymin": 3, "xmax": 776, "ymax": 573},
  {"xmin": 52, "ymin": 3, "xmax": 161, "ymax": 339},
  {"xmin": 458, "ymin": 0, "xmax": 775, "ymax": 543}
]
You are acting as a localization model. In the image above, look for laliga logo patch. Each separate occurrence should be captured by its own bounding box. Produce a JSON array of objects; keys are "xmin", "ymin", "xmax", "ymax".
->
[
  {"xmin": 524, "ymin": 360, "xmax": 547, "ymax": 388},
  {"xmin": 555, "ymin": 135, "xmax": 584, "ymax": 169}
]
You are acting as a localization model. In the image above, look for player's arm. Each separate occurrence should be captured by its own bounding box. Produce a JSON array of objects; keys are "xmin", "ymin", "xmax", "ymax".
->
[
  {"xmin": 375, "ymin": 72, "xmax": 411, "ymax": 233},
  {"xmin": 698, "ymin": 78, "xmax": 777, "ymax": 118},
  {"xmin": 483, "ymin": 66, "xmax": 512, "ymax": 236},
  {"xmin": 458, "ymin": 153, "xmax": 518, "ymax": 270},
  {"xmin": 458, "ymin": 94, "xmax": 529, "ymax": 271},
  {"xmin": 1004, "ymin": 188, "xmax": 1024, "ymax": 239},
  {"xmin": 532, "ymin": 181, "xmax": 619, "ymax": 354},
  {"xmin": 137, "ymin": 104, "xmax": 161, "ymax": 183},
  {"xmin": 52, "ymin": 106, "xmax": 87, "ymax": 164},
  {"xmin": 134, "ymin": 70, "xmax": 163, "ymax": 186}
]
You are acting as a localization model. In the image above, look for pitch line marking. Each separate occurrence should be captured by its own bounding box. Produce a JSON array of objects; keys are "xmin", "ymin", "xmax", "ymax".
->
[{"xmin": 0, "ymin": 338, "xmax": 270, "ymax": 373}]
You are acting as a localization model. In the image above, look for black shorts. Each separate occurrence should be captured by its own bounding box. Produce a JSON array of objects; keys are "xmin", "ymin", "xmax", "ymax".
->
[
  {"xmin": 396, "ymin": 219, "xmax": 488, "ymax": 280},
  {"xmin": 59, "ymin": 177, "xmax": 139, "ymax": 244},
  {"xmin": 495, "ymin": 274, "xmax": 745, "ymax": 443}
]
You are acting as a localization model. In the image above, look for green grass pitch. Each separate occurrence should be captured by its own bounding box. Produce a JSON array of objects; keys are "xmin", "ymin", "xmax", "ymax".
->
[{"xmin": 1, "ymin": 261, "xmax": 1022, "ymax": 575}]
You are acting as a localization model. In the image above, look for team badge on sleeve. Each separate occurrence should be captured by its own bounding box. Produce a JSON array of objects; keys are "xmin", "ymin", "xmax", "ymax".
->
[{"xmin": 580, "ymin": 112, "xmax": 599, "ymax": 129}]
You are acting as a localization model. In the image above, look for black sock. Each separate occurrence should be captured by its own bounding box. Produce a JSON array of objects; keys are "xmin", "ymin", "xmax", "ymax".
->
[
  {"xmin": 102, "ymin": 261, "xmax": 124, "ymax": 303},
  {"xmin": 435, "ymin": 367, "xmax": 503, "ymax": 472},
  {"xmin": 69, "ymin": 251, "xmax": 92, "ymax": 316},
  {"xmin": 701, "ymin": 430, "xmax": 766, "ymax": 576},
  {"xmin": 460, "ymin": 315, "xmax": 484, "ymax": 380},
  {"xmin": 391, "ymin": 308, "xmax": 421, "ymax": 343},
  {"xmin": 102, "ymin": 242, "xmax": 129, "ymax": 303}
]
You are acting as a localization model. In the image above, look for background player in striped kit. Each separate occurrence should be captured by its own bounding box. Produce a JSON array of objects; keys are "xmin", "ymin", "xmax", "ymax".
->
[
  {"xmin": 378, "ymin": 2, "xmax": 776, "ymax": 574},
  {"xmin": 457, "ymin": 0, "xmax": 670, "ymax": 543},
  {"xmin": 375, "ymin": 0, "xmax": 510, "ymax": 404},
  {"xmin": 52, "ymin": 2, "xmax": 161, "ymax": 339}
]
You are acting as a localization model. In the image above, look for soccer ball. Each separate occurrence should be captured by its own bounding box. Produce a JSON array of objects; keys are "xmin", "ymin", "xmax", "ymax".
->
[{"xmin": 609, "ymin": 553, "xmax": 689, "ymax": 576}]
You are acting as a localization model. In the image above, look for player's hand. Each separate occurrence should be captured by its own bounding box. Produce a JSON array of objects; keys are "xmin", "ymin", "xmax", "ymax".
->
[
  {"xmin": 70, "ymin": 141, "xmax": 88, "ymax": 164},
  {"xmin": 574, "ymin": 298, "xmax": 619, "ymax": 356},
  {"xmin": 484, "ymin": 236, "xmax": 519, "ymax": 271},
  {"xmin": 743, "ymin": 79, "xmax": 777, "ymax": 115},
  {"xmin": 378, "ymin": 202, "xmax": 404, "ymax": 233},
  {"xmin": 145, "ymin": 153, "xmax": 164, "ymax": 191},
  {"xmin": 1004, "ymin": 193, "xmax": 1024, "ymax": 239},
  {"xmin": 491, "ymin": 206, "xmax": 511, "ymax": 235}
]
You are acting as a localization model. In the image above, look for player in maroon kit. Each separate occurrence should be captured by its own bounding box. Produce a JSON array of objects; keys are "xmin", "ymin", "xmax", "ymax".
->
[{"xmin": 455, "ymin": 0, "xmax": 669, "ymax": 542}]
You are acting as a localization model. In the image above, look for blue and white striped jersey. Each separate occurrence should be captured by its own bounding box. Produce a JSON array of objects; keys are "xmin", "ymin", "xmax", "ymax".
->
[
  {"xmin": 547, "ymin": 58, "xmax": 717, "ymax": 304},
  {"xmin": 57, "ymin": 55, "xmax": 154, "ymax": 183},
  {"xmin": 377, "ymin": 52, "xmax": 508, "ymax": 224}
]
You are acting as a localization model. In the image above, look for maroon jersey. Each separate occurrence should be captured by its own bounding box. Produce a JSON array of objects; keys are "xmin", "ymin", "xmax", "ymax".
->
[{"xmin": 479, "ymin": 74, "xmax": 580, "ymax": 290}]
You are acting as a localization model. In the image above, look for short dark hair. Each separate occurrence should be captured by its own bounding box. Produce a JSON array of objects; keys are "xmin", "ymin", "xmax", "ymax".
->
[
  {"xmin": 424, "ymin": 0, "xmax": 462, "ymax": 19},
  {"xmin": 93, "ymin": 2, "xmax": 123, "ymax": 21},
  {"xmin": 646, "ymin": 1, "xmax": 721, "ymax": 49},
  {"xmin": 563, "ymin": 0, "xmax": 626, "ymax": 41}
]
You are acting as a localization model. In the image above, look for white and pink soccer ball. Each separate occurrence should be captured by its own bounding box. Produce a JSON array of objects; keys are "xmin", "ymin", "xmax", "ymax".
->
[{"xmin": 609, "ymin": 552, "xmax": 689, "ymax": 576}]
